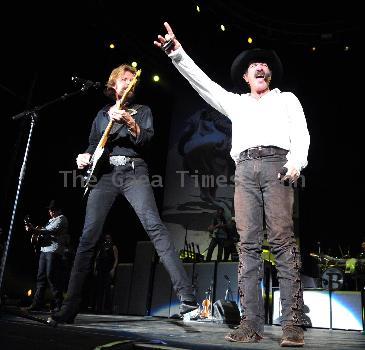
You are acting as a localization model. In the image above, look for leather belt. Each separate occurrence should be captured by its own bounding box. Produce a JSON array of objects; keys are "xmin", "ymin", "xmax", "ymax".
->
[
  {"xmin": 109, "ymin": 155, "xmax": 139, "ymax": 166},
  {"xmin": 239, "ymin": 146, "xmax": 288, "ymax": 160}
]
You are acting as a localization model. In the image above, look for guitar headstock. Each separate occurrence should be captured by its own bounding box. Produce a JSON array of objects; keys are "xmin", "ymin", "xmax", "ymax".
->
[{"xmin": 24, "ymin": 214, "xmax": 31, "ymax": 225}]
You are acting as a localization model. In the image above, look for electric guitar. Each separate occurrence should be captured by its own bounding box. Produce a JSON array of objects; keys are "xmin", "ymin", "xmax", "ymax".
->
[
  {"xmin": 24, "ymin": 215, "xmax": 54, "ymax": 252},
  {"xmin": 83, "ymin": 69, "xmax": 142, "ymax": 196}
]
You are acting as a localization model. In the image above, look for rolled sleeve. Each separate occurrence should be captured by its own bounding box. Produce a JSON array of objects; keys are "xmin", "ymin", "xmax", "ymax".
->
[
  {"xmin": 129, "ymin": 106, "xmax": 154, "ymax": 147},
  {"xmin": 41, "ymin": 215, "xmax": 68, "ymax": 236}
]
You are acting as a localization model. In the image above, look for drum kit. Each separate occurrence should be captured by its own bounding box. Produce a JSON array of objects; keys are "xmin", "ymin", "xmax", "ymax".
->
[{"xmin": 310, "ymin": 252, "xmax": 365, "ymax": 290}]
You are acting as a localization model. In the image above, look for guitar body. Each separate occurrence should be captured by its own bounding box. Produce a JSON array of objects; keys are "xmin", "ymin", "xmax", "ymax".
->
[
  {"xmin": 83, "ymin": 146, "xmax": 109, "ymax": 196},
  {"xmin": 30, "ymin": 232, "xmax": 46, "ymax": 251},
  {"xmin": 24, "ymin": 215, "xmax": 51, "ymax": 252}
]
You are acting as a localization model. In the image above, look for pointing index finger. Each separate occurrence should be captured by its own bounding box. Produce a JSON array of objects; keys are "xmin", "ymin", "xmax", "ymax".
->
[{"xmin": 164, "ymin": 22, "xmax": 174, "ymax": 36}]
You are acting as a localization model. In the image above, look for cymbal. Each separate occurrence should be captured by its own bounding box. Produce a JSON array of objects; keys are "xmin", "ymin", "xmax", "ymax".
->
[{"xmin": 310, "ymin": 252, "xmax": 346, "ymax": 262}]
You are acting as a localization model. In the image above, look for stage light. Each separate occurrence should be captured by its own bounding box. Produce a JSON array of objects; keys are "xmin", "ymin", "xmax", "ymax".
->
[
  {"xmin": 153, "ymin": 75, "xmax": 160, "ymax": 82},
  {"xmin": 109, "ymin": 43, "xmax": 115, "ymax": 49},
  {"xmin": 27, "ymin": 289, "xmax": 32, "ymax": 297},
  {"xmin": 131, "ymin": 61, "xmax": 138, "ymax": 68},
  {"xmin": 220, "ymin": 24, "xmax": 226, "ymax": 32},
  {"xmin": 344, "ymin": 46, "xmax": 350, "ymax": 51},
  {"xmin": 196, "ymin": 5, "xmax": 200, "ymax": 13},
  {"xmin": 311, "ymin": 46, "xmax": 316, "ymax": 52},
  {"xmin": 248, "ymin": 37, "xmax": 253, "ymax": 44}
]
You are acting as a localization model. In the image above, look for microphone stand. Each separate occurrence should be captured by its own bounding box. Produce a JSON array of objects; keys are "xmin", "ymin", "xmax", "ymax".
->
[
  {"xmin": 224, "ymin": 275, "xmax": 233, "ymax": 302},
  {"xmin": 0, "ymin": 84, "xmax": 98, "ymax": 323}
]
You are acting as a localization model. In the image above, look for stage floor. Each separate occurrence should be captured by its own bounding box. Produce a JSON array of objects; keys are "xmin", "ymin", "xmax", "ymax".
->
[{"xmin": 1, "ymin": 310, "xmax": 364, "ymax": 349}]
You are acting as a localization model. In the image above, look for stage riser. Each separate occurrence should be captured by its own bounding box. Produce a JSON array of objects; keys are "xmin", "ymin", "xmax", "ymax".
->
[
  {"xmin": 127, "ymin": 241, "xmax": 155, "ymax": 316},
  {"xmin": 112, "ymin": 263, "xmax": 133, "ymax": 315},
  {"xmin": 112, "ymin": 256, "xmax": 364, "ymax": 331},
  {"xmin": 149, "ymin": 263, "xmax": 172, "ymax": 317},
  {"xmin": 273, "ymin": 288, "xmax": 363, "ymax": 331},
  {"xmin": 169, "ymin": 263, "xmax": 194, "ymax": 317}
]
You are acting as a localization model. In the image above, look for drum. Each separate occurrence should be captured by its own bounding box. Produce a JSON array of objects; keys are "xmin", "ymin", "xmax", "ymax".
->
[{"xmin": 321, "ymin": 267, "xmax": 344, "ymax": 290}]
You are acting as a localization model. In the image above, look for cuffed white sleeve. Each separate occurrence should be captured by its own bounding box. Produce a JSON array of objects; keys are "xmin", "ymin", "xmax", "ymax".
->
[{"xmin": 168, "ymin": 47, "xmax": 237, "ymax": 117}]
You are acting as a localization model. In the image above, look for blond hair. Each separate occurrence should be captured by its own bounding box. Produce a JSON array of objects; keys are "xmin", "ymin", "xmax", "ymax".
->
[{"xmin": 106, "ymin": 64, "xmax": 137, "ymax": 89}]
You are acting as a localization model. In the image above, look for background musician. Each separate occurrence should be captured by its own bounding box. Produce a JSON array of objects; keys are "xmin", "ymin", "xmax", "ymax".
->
[{"xmin": 24, "ymin": 199, "xmax": 68, "ymax": 312}]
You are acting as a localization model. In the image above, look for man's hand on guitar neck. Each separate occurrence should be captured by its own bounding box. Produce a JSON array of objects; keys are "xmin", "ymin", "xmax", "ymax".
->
[
  {"xmin": 109, "ymin": 105, "xmax": 134, "ymax": 126},
  {"xmin": 76, "ymin": 153, "xmax": 92, "ymax": 169},
  {"xmin": 25, "ymin": 223, "xmax": 42, "ymax": 233},
  {"xmin": 108, "ymin": 105, "xmax": 140, "ymax": 137},
  {"xmin": 25, "ymin": 223, "xmax": 34, "ymax": 232}
]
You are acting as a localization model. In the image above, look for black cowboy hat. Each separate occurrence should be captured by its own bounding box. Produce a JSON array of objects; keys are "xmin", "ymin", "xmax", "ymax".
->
[
  {"xmin": 46, "ymin": 199, "xmax": 61, "ymax": 210},
  {"xmin": 230, "ymin": 48, "xmax": 283, "ymax": 93}
]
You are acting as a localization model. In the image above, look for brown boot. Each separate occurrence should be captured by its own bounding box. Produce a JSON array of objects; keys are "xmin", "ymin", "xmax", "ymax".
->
[
  {"xmin": 280, "ymin": 325, "xmax": 305, "ymax": 347},
  {"xmin": 225, "ymin": 322, "xmax": 263, "ymax": 343}
]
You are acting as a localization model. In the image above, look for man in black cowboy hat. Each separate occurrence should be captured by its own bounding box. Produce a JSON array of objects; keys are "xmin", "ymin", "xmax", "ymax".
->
[
  {"xmin": 24, "ymin": 199, "xmax": 69, "ymax": 313},
  {"xmin": 155, "ymin": 22, "xmax": 310, "ymax": 347}
]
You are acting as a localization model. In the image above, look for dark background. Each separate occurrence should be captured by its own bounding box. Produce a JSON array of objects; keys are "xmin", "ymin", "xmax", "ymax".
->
[{"xmin": 0, "ymin": 1, "xmax": 361, "ymax": 296}]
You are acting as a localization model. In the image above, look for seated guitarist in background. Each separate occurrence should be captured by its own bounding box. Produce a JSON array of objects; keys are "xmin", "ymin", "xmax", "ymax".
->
[
  {"xmin": 49, "ymin": 63, "xmax": 198, "ymax": 325},
  {"xmin": 25, "ymin": 199, "xmax": 69, "ymax": 313}
]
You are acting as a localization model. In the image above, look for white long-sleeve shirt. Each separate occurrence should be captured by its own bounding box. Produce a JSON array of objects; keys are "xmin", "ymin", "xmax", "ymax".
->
[
  {"xmin": 169, "ymin": 47, "xmax": 310, "ymax": 171},
  {"xmin": 40, "ymin": 214, "xmax": 68, "ymax": 254}
]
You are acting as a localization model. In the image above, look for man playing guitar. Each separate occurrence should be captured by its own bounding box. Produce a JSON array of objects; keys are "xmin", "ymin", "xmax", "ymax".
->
[{"xmin": 24, "ymin": 199, "xmax": 69, "ymax": 313}]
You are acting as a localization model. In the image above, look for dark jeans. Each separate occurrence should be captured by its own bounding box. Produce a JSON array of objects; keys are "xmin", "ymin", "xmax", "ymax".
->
[
  {"xmin": 234, "ymin": 154, "xmax": 304, "ymax": 336},
  {"xmin": 224, "ymin": 240, "xmax": 239, "ymax": 262},
  {"xmin": 33, "ymin": 251, "xmax": 64, "ymax": 308},
  {"xmin": 206, "ymin": 237, "xmax": 225, "ymax": 261},
  {"xmin": 63, "ymin": 160, "xmax": 194, "ymax": 312}
]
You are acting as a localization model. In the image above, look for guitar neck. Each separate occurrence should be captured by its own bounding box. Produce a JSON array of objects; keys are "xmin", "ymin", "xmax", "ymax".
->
[
  {"xmin": 93, "ymin": 97, "xmax": 127, "ymax": 150},
  {"xmin": 97, "ymin": 120, "xmax": 114, "ymax": 149}
]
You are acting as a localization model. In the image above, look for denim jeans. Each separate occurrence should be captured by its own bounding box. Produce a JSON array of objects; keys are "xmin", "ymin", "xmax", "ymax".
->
[
  {"xmin": 63, "ymin": 160, "xmax": 194, "ymax": 311},
  {"xmin": 33, "ymin": 252, "xmax": 64, "ymax": 308},
  {"xmin": 206, "ymin": 237, "xmax": 225, "ymax": 261},
  {"xmin": 234, "ymin": 153, "xmax": 304, "ymax": 336}
]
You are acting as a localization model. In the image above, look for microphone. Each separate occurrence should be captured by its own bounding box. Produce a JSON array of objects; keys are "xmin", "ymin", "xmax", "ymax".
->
[{"xmin": 71, "ymin": 76, "xmax": 101, "ymax": 89}]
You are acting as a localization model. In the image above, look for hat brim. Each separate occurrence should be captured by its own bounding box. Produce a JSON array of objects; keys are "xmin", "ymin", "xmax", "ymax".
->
[
  {"xmin": 46, "ymin": 200, "xmax": 60, "ymax": 210},
  {"xmin": 231, "ymin": 48, "xmax": 283, "ymax": 93}
]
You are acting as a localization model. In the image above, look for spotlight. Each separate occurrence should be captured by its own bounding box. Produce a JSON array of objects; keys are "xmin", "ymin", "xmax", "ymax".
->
[
  {"xmin": 109, "ymin": 43, "xmax": 115, "ymax": 49},
  {"xmin": 131, "ymin": 61, "xmax": 138, "ymax": 68},
  {"xmin": 153, "ymin": 75, "xmax": 160, "ymax": 82}
]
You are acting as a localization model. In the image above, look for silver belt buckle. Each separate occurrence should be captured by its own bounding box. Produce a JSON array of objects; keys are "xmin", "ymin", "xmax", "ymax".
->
[
  {"xmin": 110, "ymin": 156, "xmax": 128, "ymax": 166},
  {"xmin": 246, "ymin": 148, "xmax": 254, "ymax": 159}
]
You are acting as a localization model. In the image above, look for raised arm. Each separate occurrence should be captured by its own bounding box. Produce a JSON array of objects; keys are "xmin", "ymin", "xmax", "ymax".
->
[{"xmin": 154, "ymin": 22, "xmax": 237, "ymax": 117}]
